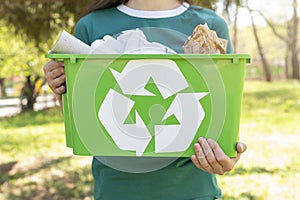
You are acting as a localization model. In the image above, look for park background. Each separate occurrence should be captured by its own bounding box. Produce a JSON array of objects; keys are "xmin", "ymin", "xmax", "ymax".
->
[{"xmin": 0, "ymin": 0, "xmax": 300, "ymax": 199}]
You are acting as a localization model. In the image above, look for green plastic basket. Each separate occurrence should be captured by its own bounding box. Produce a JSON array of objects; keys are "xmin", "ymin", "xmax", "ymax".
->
[{"xmin": 46, "ymin": 54, "xmax": 250, "ymax": 158}]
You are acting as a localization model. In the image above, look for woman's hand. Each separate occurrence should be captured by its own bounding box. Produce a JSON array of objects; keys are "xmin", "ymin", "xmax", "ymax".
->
[
  {"xmin": 43, "ymin": 60, "xmax": 66, "ymax": 95},
  {"xmin": 191, "ymin": 137, "xmax": 247, "ymax": 175}
]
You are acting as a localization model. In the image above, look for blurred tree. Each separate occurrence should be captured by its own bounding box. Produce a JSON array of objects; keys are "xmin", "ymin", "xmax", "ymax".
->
[
  {"xmin": 250, "ymin": 0, "xmax": 300, "ymax": 80},
  {"xmin": 0, "ymin": 0, "xmax": 92, "ymax": 110},
  {"xmin": 248, "ymin": 8, "xmax": 271, "ymax": 82},
  {"xmin": 0, "ymin": 0, "xmax": 92, "ymax": 51},
  {"xmin": 290, "ymin": 0, "xmax": 299, "ymax": 79},
  {"xmin": 0, "ymin": 21, "xmax": 45, "ymax": 109},
  {"xmin": 222, "ymin": 0, "xmax": 247, "ymax": 53},
  {"xmin": 193, "ymin": 0, "xmax": 218, "ymax": 9}
]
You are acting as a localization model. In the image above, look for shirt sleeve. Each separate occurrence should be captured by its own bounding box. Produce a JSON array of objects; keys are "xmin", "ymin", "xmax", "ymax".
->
[
  {"xmin": 209, "ymin": 16, "xmax": 233, "ymax": 54},
  {"xmin": 74, "ymin": 17, "xmax": 91, "ymax": 45}
]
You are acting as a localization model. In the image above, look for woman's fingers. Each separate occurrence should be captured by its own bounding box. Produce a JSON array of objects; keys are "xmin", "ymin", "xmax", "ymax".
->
[
  {"xmin": 46, "ymin": 67, "xmax": 65, "ymax": 80},
  {"xmin": 43, "ymin": 60, "xmax": 64, "ymax": 74},
  {"xmin": 232, "ymin": 142, "xmax": 247, "ymax": 163},
  {"xmin": 199, "ymin": 138, "xmax": 224, "ymax": 174},
  {"xmin": 53, "ymin": 83, "xmax": 66, "ymax": 95},
  {"xmin": 43, "ymin": 60, "xmax": 66, "ymax": 95},
  {"xmin": 192, "ymin": 138, "xmax": 247, "ymax": 175},
  {"xmin": 236, "ymin": 142, "xmax": 247, "ymax": 154},
  {"xmin": 47, "ymin": 74, "xmax": 66, "ymax": 95},
  {"xmin": 192, "ymin": 143, "xmax": 214, "ymax": 174},
  {"xmin": 48, "ymin": 74, "xmax": 65, "ymax": 91},
  {"xmin": 207, "ymin": 139, "xmax": 232, "ymax": 172}
]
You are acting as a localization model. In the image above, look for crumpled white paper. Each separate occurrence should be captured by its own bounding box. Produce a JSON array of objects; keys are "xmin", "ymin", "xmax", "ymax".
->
[
  {"xmin": 50, "ymin": 30, "xmax": 91, "ymax": 54},
  {"xmin": 50, "ymin": 29, "xmax": 176, "ymax": 54},
  {"xmin": 91, "ymin": 29, "xmax": 176, "ymax": 54}
]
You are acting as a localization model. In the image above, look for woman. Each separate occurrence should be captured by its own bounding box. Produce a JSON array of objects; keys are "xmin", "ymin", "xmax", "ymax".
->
[{"xmin": 44, "ymin": 0, "xmax": 247, "ymax": 199}]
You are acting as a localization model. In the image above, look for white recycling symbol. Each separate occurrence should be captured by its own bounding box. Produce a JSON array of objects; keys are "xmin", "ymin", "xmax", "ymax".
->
[{"xmin": 98, "ymin": 59, "xmax": 208, "ymax": 156}]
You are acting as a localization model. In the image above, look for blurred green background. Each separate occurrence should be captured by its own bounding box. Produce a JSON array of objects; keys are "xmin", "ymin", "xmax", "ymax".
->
[{"xmin": 1, "ymin": 0, "xmax": 300, "ymax": 199}]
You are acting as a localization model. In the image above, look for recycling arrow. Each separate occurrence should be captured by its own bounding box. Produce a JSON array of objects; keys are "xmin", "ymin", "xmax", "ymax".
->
[
  {"xmin": 109, "ymin": 59, "xmax": 189, "ymax": 99},
  {"xmin": 98, "ymin": 59, "xmax": 209, "ymax": 156},
  {"xmin": 98, "ymin": 89, "xmax": 152, "ymax": 156},
  {"xmin": 155, "ymin": 92, "xmax": 209, "ymax": 153}
]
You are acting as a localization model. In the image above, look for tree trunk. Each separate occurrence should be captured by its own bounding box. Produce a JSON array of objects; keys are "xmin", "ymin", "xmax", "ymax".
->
[
  {"xmin": 249, "ymin": 10, "xmax": 272, "ymax": 82},
  {"xmin": 291, "ymin": 0, "xmax": 300, "ymax": 79},
  {"xmin": 0, "ymin": 78, "xmax": 5, "ymax": 97},
  {"xmin": 233, "ymin": 5, "xmax": 239, "ymax": 53},
  {"xmin": 20, "ymin": 75, "xmax": 39, "ymax": 112},
  {"xmin": 285, "ymin": 48, "xmax": 291, "ymax": 79},
  {"xmin": 285, "ymin": 22, "xmax": 292, "ymax": 79}
]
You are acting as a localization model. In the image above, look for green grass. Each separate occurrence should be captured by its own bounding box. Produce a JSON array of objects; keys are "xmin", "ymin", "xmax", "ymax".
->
[
  {"xmin": 0, "ymin": 80, "xmax": 300, "ymax": 199},
  {"xmin": 218, "ymin": 80, "xmax": 300, "ymax": 200},
  {"xmin": 0, "ymin": 108, "xmax": 93, "ymax": 200}
]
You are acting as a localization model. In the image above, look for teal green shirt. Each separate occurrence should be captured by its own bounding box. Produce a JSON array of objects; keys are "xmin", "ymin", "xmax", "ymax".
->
[
  {"xmin": 74, "ymin": 3, "xmax": 232, "ymax": 200},
  {"xmin": 75, "ymin": 4, "xmax": 232, "ymax": 54}
]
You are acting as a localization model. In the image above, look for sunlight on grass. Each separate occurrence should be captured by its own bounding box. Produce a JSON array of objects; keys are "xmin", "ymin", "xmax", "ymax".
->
[
  {"xmin": 0, "ymin": 108, "xmax": 66, "ymax": 162},
  {"xmin": 0, "ymin": 81, "xmax": 299, "ymax": 199},
  {"xmin": 218, "ymin": 80, "xmax": 300, "ymax": 200},
  {"xmin": 0, "ymin": 107, "xmax": 94, "ymax": 199}
]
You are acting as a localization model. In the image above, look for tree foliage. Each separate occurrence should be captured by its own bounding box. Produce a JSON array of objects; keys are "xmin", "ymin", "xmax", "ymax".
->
[
  {"xmin": 0, "ymin": 21, "xmax": 41, "ymax": 77},
  {"xmin": 194, "ymin": 0, "xmax": 218, "ymax": 10},
  {"xmin": 0, "ymin": 0, "xmax": 92, "ymax": 51}
]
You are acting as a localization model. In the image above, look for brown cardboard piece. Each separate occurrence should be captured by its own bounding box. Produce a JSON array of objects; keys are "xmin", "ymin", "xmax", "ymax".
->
[{"xmin": 183, "ymin": 24, "xmax": 228, "ymax": 54}]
